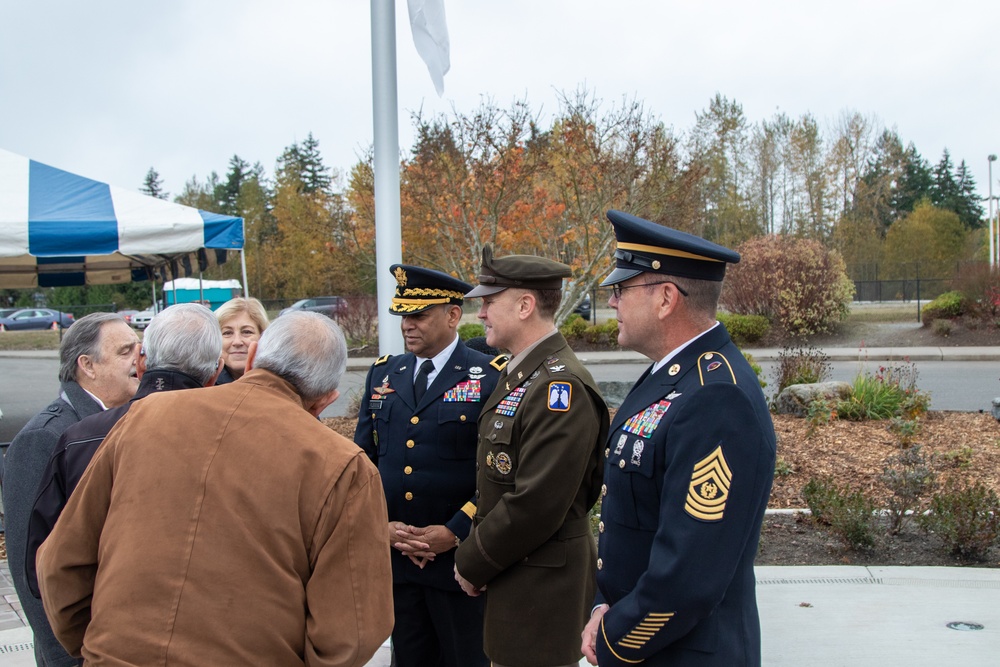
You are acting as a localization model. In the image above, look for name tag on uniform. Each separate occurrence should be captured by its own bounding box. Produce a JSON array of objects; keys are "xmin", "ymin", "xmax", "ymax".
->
[{"xmin": 368, "ymin": 400, "xmax": 384, "ymax": 410}]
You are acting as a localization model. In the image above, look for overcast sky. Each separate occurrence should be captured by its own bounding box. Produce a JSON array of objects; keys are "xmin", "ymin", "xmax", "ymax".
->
[{"xmin": 3, "ymin": 1, "xmax": 999, "ymax": 206}]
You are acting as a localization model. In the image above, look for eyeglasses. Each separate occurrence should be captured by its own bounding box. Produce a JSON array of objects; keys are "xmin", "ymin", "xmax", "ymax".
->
[{"xmin": 610, "ymin": 281, "xmax": 689, "ymax": 300}]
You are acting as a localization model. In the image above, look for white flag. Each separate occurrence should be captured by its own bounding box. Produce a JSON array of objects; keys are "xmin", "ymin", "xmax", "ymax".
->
[{"xmin": 407, "ymin": 0, "xmax": 450, "ymax": 96}]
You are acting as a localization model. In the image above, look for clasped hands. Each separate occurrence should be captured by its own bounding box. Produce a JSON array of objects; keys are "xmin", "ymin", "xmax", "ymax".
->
[{"xmin": 389, "ymin": 521, "xmax": 456, "ymax": 569}]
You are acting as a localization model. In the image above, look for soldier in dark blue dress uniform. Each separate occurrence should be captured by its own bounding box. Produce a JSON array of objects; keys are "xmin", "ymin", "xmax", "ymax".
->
[
  {"xmin": 581, "ymin": 211, "xmax": 776, "ymax": 667},
  {"xmin": 354, "ymin": 264, "xmax": 502, "ymax": 667}
]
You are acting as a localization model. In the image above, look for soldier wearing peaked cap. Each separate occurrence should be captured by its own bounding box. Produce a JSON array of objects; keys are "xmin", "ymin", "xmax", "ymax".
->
[
  {"xmin": 354, "ymin": 264, "xmax": 502, "ymax": 667},
  {"xmin": 454, "ymin": 245, "xmax": 608, "ymax": 667},
  {"xmin": 580, "ymin": 211, "xmax": 776, "ymax": 666}
]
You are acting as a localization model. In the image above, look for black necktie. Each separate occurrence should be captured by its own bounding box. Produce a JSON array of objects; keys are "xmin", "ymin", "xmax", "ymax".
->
[{"xmin": 414, "ymin": 359, "xmax": 434, "ymax": 403}]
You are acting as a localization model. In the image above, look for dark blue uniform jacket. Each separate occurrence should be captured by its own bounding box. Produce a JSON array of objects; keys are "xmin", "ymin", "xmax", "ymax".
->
[
  {"xmin": 354, "ymin": 342, "xmax": 501, "ymax": 591},
  {"xmin": 596, "ymin": 324, "xmax": 776, "ymax": 666}
]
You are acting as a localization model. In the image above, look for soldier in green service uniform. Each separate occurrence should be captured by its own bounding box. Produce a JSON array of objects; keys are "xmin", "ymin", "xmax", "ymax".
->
[{"xmin": 454, "ymin": 245, "xmax": 608, "ymax": 667}]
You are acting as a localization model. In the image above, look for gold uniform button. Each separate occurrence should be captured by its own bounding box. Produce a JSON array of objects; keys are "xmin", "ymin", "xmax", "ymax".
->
[
  {"xmin": 597, "ymin": 558, "xmax": 603, "ymax": 570},
  {"xmin": 404, "ymin": 466, "xmax": 413, "ymax": 475},
  {"xmin": 405, "ymin": 492, "xmax": 414, "ymax": 501},
  {"xmin": 705, "ymin": 352, "xmax": 714, "ymax": 360},
  {"xmin": 410, "ymin": 416, "xmax": 419, "ymax": 425},
  {"xmin": 619, "ymin": 459, "xmax": 626, "ymax": 469},
  {"xmin": 599, "ymin": 521, "xmax": 605, "ymax": 533},
  {"xmin": 406, "ymin": 439, "xmax": 415, "ymax": 448},
  {"xmin": 460, "ymin": 414, "xmax": 467, "ymax": 422}
]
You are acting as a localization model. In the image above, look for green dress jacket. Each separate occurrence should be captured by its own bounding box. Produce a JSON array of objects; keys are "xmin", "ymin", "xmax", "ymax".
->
[{"xmin": 455, "ymin": 332, "xmax": 608, "ymax": 667}]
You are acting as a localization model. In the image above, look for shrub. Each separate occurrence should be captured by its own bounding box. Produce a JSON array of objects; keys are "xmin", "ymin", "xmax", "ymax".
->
[
  {"xmin": 931, "ymin": 318, "xmax": 952, "ymax": 337},
  {"xmin": 774, "ymin": 457, "xmax": 793, "ymax": 476},
  {"xmin": 951, "ymin": 261, "xmax": 1000, "ymax": 318},
  {"xmin": 918, "ymin": 481, "xmax": 1000, "ymax": 560},
  {"xmin": 722, "ymin": 235, "xmax": 854, "ymax": 340},
  {"xmin": 718, "ymin": 312, "xmax": 771, "ymax": 346},
  {"xmin": 837, "ymin": 361, "xmax": 929, "ymax": 421},
  {"xmin": 458, "ymin": 322, "xmax": 485, "ymax": 340},
  {"xmin": 771, "ymin": 346, "xmax": 832, "ymax": 393},
  {"xmin": 805, "ymin": 397, "xmax": 837, "ymax": 436},
  {"xmin": 879, "ymin": 445, "xmax": 935, "ymax": 535},
  {"xmin": 920, "ymin": 290, "xmax": 966, "ymax": 325},
  {"xmin": 802, "ymin": 477, "xmax": 878, "ymax": 550},
  {"xmin": 743, "ymin": 352, "xmax": 766, "ymax": 388},
  {"xmin": 558, "ymin": 314, "xmax": 588, "ymax": 340}
]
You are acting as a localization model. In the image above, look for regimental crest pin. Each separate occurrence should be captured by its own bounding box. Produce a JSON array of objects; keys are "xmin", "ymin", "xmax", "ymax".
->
[{"xmin": 684, "ymin": 445, "xmax": 732, "ymax": 522}]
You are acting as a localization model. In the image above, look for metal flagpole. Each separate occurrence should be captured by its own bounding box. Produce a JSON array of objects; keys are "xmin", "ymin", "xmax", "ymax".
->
[
  {"xmin": 989, "ymin": 155, "xmax": 996, "ymax": 267},
  {"xmin": 371, "ymin": 0, "xmax": 404, "ymax": 355}
]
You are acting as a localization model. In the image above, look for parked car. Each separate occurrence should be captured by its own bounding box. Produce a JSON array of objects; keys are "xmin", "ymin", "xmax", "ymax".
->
[
  {"xmin": 0, "ymin": 307, "xmax": 19, "ymax": 319},
  {"xmin": 130, "ymin": 309, "xmax": 156, "ymax": 330},
  {"xmin": 0, "ymin": 308, "xmax": 75, "ymax": 331},
  {"xmin": 279, "ymin": 296, "xmax": 348, "ymax": 319},
  {"xmin": 117, "ymin": 309, "xmax": 140, "ymax": 326},
  {"xmin": 573, "ymin": 293, "xmax": 592, "ymax": 321}
]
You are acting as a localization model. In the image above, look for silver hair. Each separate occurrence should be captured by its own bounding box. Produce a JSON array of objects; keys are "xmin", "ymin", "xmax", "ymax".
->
[
  {"xmin": 142, "ymin": 304, "xmax": 224, "ymax": 385},
  {"xmin": 59, "ymin": 312, "xmax": 131, "ymax": 383},
  {"xmin": 252, "ymin": 311, "xmax": 347, "ymax": 402}
]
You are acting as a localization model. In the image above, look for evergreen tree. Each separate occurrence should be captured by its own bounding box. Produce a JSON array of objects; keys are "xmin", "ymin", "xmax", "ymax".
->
[
  {"xmin": 214, "ymin": 155, "xmax": 251, "ymax": 215},
  {"xmin": 276, "ymin": 133, "xmax": 332, "ymax": 195},
  {"xmin": 951, "ymin": 160, "xmax": 985, "ymax": 229},
  {"xmin": 140, "ymin": 167, "xmax": 168, "ymax": 199},
  {"xmin": 894, "ymin": 144, "xmax": 933, "ymax": 216}
]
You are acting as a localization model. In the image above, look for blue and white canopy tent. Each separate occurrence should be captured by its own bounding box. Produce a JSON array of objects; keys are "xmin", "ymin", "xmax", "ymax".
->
[{"xmin": 0, "ymin": 149, "xmax": 245, "ymax": 293}]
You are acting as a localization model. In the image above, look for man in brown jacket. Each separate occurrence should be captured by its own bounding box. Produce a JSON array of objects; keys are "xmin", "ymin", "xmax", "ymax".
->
[
  {"xmin": 454, "ymin": 246, "xmax": 607, "ymax": 667},
  {"xmin": 37, "ymin": 311, "xmax": 393, "ymax": 667}
]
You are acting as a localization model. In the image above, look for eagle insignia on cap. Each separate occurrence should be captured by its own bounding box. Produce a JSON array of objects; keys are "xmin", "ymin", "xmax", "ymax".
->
[
  {"xmin": 685, "ymin": 446, "xmax": 732, "ymax": 522},
  {"xmin": 394, "ymin": 267, "xmax": 407, "ymax": 286}
]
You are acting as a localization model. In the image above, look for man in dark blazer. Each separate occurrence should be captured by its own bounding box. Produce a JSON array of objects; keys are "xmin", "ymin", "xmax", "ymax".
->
[
  {"xmin": 455, "ymin": 246, "xmax": 607, "ymax": 667},
  {"xmin": 355, "ymin": 264, "xmax": 502, "ymax": 667},
  {"xmin": 2, "ymin": 311, "xmax": 140, "ymax": 666},
  {"xmin": 581, "ymin": 210, "xmax": 776, "ymax": 666}
]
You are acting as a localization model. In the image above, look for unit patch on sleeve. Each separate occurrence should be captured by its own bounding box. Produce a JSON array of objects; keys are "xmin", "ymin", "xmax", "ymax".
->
[
  {"xmin": 684, "ymin": 445, "xmax": 732, "ymax": 521},
  {"xmin": 622, "ymin": 399, "xmax": 671, "ymax": 438},
  {"xmin": 547, "ymin": 382, "xmax": 571, "ymax": 411},
  {"xmin": 443, "ymin": 380, "xmax": 482, "ymax": 402}
]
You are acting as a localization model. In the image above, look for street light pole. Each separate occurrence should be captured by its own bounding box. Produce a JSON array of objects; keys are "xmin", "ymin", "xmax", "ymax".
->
[{"xmin": 990, "ymin": 155, "xmax": 997, "ymax": 267}]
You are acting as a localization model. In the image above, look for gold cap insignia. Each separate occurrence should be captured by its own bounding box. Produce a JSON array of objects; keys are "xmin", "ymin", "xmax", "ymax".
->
[{"xmin": 394, "ymin": 266, "xmax": 407, "ymax": 286}]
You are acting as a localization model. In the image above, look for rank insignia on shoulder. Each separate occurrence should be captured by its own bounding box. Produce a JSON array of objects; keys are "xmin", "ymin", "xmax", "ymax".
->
[
  {"xmin": 490, "ymin": 354, "xmax": 509, "ymax": 371},
  {"xmin": 547, "ymin": 381, "xmax": 572, "ymax": 411},
  {"xmin": 685, "ymin": 445, "xmax": 732, "ymax": 522},
  {"xmin": 548, "ymin": 364, "xmax": 566, "ymax": 372},
  {"xmin": 374, "ymin": 354, "xmax": 391, "ymax": 366}
]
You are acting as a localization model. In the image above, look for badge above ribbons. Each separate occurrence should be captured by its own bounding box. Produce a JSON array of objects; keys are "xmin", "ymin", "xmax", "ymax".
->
[{"xmin": 685, "ymin": 445, "xmax": 732, "ymax": 521}]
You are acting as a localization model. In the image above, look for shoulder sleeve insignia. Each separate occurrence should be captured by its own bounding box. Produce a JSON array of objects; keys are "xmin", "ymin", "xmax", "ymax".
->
[
  {"xmin": 374, "ymin": 354, "xmax": 391, "ymax": 366},
  {"xmin": 697, "ymin": 352, "xmax": 735, "ymax": 385},
  {"xmin": 685, "ymin": 445, "xmax": 732, "ymax": 521},
  {"xmin": 547, "ymin": 381, "xmax": 572, "ymax": 411},
  {"xmin": 490, "ymin": 354, "xmax": 509, "ymax": 371}
]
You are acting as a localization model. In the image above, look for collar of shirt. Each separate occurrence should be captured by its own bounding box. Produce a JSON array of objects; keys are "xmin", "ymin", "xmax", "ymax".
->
[
  {"xmin": 651, "ymin": 321, "xmax": 721, "ymax": 375},
  {"xmin": 505, "ymin": 328, "xmax": 558, "ymax": 377},
  {"xmin": 79, "ymin": 387, "xmax": 109, "ymax": 411},
  {"xmin": 413, "ymin": 333, "xmax": 460, "ymax": 386}
]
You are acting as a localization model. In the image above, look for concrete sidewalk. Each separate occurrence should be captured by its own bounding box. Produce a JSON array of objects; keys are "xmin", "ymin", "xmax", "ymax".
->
[{"xmin": 1, "ymin": 560, "xmax": 996, "ymax": 666}]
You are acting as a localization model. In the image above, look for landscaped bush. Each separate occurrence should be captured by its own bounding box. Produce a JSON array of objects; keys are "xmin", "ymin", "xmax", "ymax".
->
[
  {"xmin": 558, "ymin": 313, "xmax": 588, "ymax": 340},
  {"xmin": 951, "ymin": 261, "xmax": 1000, "ymax": 319},
  {"xmin": 836, "ymin": 361, "xmax": 930, "ymax": 421},
  {"xmin": 770, "ymin": 346, "xmax": 832, "ymax": 393},
  {"xmin": 918, "ymin": 481, "xmax": 1000, "ymax": 561},
  {"xmin": 879, "ymin": 445, "xmax": 935, "ymax": 535},
  {"xmin": 802, "ymin": 477, "xmax": 878, "ymax": 551},
  {"xmin": 722, "ymin": 235, "xmax": 854, "ymax": 339},
  {"xmin": 718, "ymin": 312, "xmax": 770, "ymax": 346},
  {"xmin": 920, "ymin": 290, "xmax": 967, "ymax": 325},
  {"xmin": 458, "ymin": 322, "xmax": 485, "ymax": 340}
]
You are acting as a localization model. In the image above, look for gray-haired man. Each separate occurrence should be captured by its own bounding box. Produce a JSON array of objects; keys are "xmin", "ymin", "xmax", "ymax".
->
[
  {"xmin": 2, "ymin": 311, "xmax": 139, "ymax": 666},
  {"xmin": 25, "ymin": 303, "xmax": 225, "ymax": 600}
]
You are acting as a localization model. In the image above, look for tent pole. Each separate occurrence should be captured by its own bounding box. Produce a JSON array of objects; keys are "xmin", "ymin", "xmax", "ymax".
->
[
  {"xmin": 240, "ymin": 249, "xmax": 250, "ymax": 299},
  {"xmin": 152, "ymin": 281, "xmax": 158, "ymax": 313}
]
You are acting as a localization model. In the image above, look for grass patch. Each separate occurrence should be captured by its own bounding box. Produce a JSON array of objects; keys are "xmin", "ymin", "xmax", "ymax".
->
[
  {"xmin": 846, "ymin": 303, "xmax": 918, "ymax": 323},
  {"xmin": 0, "ymin": 330, "xmax": 64, "ymax": 351}
]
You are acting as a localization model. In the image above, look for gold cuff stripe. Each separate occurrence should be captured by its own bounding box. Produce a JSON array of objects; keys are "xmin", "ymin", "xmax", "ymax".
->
[
  {"xmin": 461, "ymin": 502, "xmax": 476, "ymax": 519},
  {"xmin": 600, "ymin": 618, "xmax": 644, "ymax": 664},
  {"xmin": 617, "ymin": 241, "xmax": 723, "ymax": 263},
  {"xmin": 619, "ymin": 612, "xmax": 674, "ymax": 648}
]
